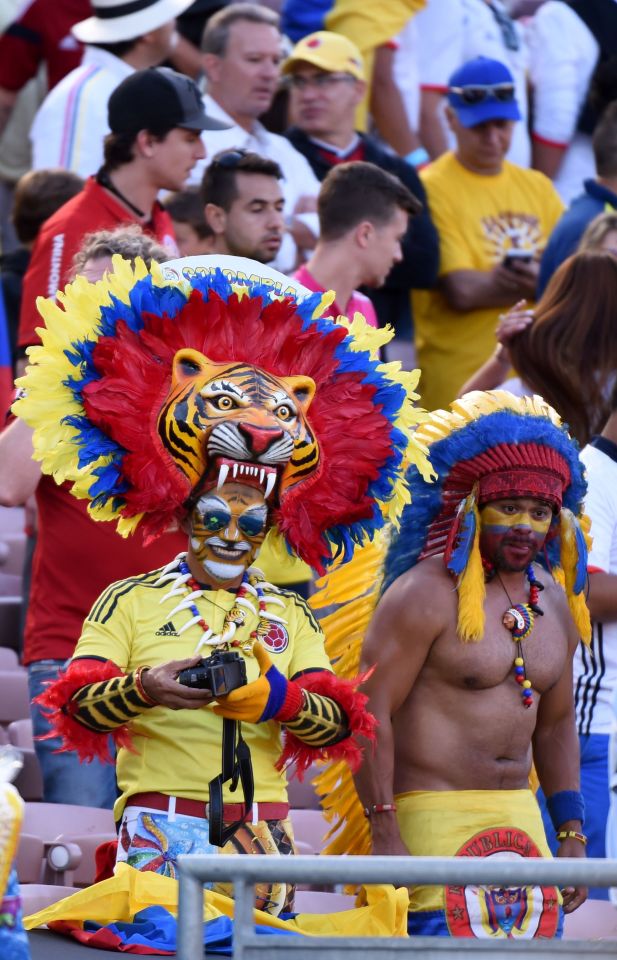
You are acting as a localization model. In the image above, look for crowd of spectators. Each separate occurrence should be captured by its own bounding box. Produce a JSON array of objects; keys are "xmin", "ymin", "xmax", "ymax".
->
[{"xmin": 1, "ymin": 0, "xmax": 617, "ymax": 913}]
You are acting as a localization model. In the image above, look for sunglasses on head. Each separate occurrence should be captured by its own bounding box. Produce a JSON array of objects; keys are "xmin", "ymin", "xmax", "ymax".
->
[
  {"xmin": 211, "ymin": 149, "xmax": 249, "ymax": 169},
  {"xmin": 450, "ymin": 82, "xmax": 515, "ymax": 105}
]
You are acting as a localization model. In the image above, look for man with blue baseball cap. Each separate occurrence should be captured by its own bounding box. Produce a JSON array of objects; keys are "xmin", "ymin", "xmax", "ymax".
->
[
  {"xmin": 412, "ymin": 57, "xmax": 564, "ymax": 412},
  {"xmin": 447, "ymin": 56, "xmax": 522, "ymax": 129}
]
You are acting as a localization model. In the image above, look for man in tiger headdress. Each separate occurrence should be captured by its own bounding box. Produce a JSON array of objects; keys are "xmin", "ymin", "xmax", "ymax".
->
[{"xmin": 16, "ymin": 254, "xmax": 430, "ymax": 915}]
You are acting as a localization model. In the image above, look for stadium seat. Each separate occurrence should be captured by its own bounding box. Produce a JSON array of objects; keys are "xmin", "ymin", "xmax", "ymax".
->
[
  {"xmin": 47, "ymin": 832, "xmax": 117, "ymax": 887},
  {"xmin": 0, "ymin": 668, "xmax": 29, "ymax": 724},
  {"xmin": 0, "ymin": 532, "xmax": 26, "ymax": 577},
  {"xmin": 563, "ymin": 898, "xmax": 617, "ymax": 939},
  {"xmin": 286, "ymin": 763, "xmax": 322, "ymax": 809},
  {"xmin": 20, "ymin": 883, "xmax": 79, "ymax": 915},
  {"xmin": 13, "ymin": 748, "xmax": 44, "ymax": 801},
  {"xmin": 8, "ymin": 717, "xmax": 33, "ymax": 749},
  {"xmin": 15, "ymin": 832, "xmax": 46, "ymax": 883},
  {"xmin": 0, "ymin": 647, "xmax": 20, "ymax": 670},
  {"xmin": 289, "ymin": 809, "xmax": 329, "ymax": 854},
  {"xmin": 22, "ymin": 802, "xmax": 115, "ymax": 841},
  {"xmin": 0, "ymin": 599, "xmax": 21, "ymax": 655},
  {"xmin": 293, "ymin": 890, "xmax": 356, "ymax": 913}
]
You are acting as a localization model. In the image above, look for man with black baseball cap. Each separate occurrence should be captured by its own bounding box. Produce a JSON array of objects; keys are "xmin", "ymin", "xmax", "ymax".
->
[
  {"xmin": 18, "ymin": 67, "xmax": 228, "ymax": 362},
  {"xmin": 107, "ymin": 66, "xmax": 229, "ymax": 136}
]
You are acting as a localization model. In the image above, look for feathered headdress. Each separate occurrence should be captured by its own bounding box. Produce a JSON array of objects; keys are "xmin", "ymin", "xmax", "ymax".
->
[
  {"xmin": 14, "ymin": 256, "xmax": 433, "ymax": 574},
  {"xmin": 383, "ymin": 391, "xmax": 591, "ymax": 643}
]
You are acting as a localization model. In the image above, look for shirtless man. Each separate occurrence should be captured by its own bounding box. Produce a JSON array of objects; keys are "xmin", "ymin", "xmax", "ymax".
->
[{"xmin": 354, "ymin": 391, "xmax": 590, "ymax": 939}]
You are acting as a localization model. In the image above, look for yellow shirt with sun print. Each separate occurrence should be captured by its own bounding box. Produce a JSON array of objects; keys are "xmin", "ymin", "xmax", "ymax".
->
[
  {"xmin": 72, "ymin": 564, "xmax": 332, "ymax": 822},
  {"xmin": 412, "ymin": 152, "xmax": 564, "ymax": 411}
]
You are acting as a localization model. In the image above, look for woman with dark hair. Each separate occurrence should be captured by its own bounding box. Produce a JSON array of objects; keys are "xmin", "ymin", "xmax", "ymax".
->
[{"xmin": 460, "ymin": 249, "xmax": 617, "ymax": 446}]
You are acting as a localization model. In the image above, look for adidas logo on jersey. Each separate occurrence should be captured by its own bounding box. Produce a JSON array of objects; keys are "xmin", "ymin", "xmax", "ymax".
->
[{"xmin": 156, "ymin": 621, "xmax": 179, "ymax": 636}]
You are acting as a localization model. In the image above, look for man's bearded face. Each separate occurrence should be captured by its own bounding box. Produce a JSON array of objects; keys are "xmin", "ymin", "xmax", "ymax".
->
[
  {"xmin": 479, "ymin": 497, "xmax": 553, "ymax": 572},
  {"xmin": 189, "ymin": 482, "xmax": 269, "ymax": 583}
]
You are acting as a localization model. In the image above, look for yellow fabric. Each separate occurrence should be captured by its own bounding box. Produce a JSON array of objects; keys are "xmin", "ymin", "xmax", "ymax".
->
[
  {"xmin": 412, "ymin": 154, "xmax": 564, "ymax": 411},
  {"xmin": 256, "ymin": 533, "xmax": 312, "ymax": 586},
  {"xmin": 72, "ymin": 567, "xmax": 332, "ymax": 820},
  {"xmin": 558, "ymin": 509, "xmax": 592, "ymax": 645},
  {"xmin": 310, "ymin": 537, "xmax": 387, "ymax": 858},
  {"xmin": 0, "ymin": 784, "xmax": 23, "ymax": 896},
  {"xmin": 456, "ymin": 500, "xmax": 486, "ymax": 643},
  {"xmin": 395, "ymin": 789, "xmax": 556, "ymax": 914},
  {"xmin": 24, "ymin": 862, "xmax": 409, "ymax": 938},
  {"xmin": 325, "ymin": 0, "xmax": 427, "ymax": 129}
]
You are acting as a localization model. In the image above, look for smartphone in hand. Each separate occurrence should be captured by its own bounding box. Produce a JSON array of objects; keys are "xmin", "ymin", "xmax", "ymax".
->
[{"xmin": 503, "ymin": 249, "xmax": 533, "ymax": 269}]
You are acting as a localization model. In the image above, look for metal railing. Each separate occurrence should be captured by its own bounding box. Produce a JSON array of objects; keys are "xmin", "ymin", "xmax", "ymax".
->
[{"xmin": 176, "ymin": 854, "xmax": 617, "ymax": 959}]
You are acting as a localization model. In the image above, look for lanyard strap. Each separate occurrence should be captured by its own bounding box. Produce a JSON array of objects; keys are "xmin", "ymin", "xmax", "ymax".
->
[{"xmin": 208, "ymin": 719, "xmax": 254, "ymax": 847}]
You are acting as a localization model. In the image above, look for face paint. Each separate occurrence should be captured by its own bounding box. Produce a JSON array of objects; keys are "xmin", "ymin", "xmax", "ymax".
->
[
  {"xmin": 479, "ymin": 498, "xmax": 553, "ymax": 571},
  {"xmin": 188, "ymin": 482, "xmax": 269, "ymax": 584}
]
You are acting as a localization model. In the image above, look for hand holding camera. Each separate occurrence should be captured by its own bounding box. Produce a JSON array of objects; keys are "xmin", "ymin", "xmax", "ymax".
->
[
  {"xmin": 140, "ymin": 655, "xmax": 219, "ymax": 710},
  {"xmin": 176, "ymin": 649, "xmax": 247, "ymax": 697}
]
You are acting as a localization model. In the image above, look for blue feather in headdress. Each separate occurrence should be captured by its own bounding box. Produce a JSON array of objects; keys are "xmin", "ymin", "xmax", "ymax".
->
[
  {"xmin": 445, "ymin": 493, "xmax": 477, "ymax": 577},
  {"xmin": 573, "ymin": 515, "xmax": 588, "ymax": 595}
]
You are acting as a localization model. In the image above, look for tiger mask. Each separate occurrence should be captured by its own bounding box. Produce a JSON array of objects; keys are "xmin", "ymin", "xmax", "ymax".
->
[{"xmin": 157, "ymin": 348, "xmax": 319, "ymax": 506}]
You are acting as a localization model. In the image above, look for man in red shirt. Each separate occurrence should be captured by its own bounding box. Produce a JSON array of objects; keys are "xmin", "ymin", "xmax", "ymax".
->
[
  {"xmin": 0, "ymin": 0, "xmax": 89, "ymax": 135},
  {"xmin": 1, "ymin": 225, "xmax": 188, "ymax": 808},
  {"xmin": 17, "ymin": 65, "xmax": 228, "ymax": 360}
]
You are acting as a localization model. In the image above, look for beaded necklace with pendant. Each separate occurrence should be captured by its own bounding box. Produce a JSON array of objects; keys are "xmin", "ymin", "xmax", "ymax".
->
[
  {"xmin": 483, "ymin": 560, "xmax": 544, "ymax": 709},
  {"xmin": 497, "ymin": 563, "xmax": 544, "ymax": 708}
]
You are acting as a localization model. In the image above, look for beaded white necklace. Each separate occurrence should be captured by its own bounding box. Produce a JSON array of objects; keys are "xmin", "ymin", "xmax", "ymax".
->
[{"xmin": 153, "ymin": 553, "xmax": 287, "ymax": 655}]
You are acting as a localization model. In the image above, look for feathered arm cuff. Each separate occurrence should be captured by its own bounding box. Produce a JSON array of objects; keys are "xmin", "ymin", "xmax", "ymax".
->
[
  {"xmin": 277, "ymin": 669, "xmax": 377, "ymax": 778},
  {"xmin": 33, "ymin": 658, "xmax": 157, "ymax": 763}
]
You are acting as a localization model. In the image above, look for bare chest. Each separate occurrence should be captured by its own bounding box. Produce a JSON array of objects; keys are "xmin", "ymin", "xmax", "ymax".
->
[{"xmin": 428, "ymin": 592, "xmax": 568, "ymax": 694}]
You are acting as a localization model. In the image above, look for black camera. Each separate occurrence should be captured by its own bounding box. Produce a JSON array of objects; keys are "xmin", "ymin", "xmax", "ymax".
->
[{"xmin": 177, "ymin": 649, "xmax": 247, "ymax": 697}]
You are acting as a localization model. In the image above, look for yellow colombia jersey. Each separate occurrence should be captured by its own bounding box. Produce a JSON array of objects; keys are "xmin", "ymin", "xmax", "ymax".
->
[
  {"xmin": 412, "ymin": 153, "xmax": 564, "ymax": 412},
  {"xmin": 257, "ymin": 537, "xmax": 312, "ymax": 586},
  {"xmin": 73, "ymin": 567, "xmax": 332, "ymax": 822}
]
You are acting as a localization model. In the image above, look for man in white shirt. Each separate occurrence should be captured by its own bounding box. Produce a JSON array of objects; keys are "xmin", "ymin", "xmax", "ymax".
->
[
  {"xmin": 529, "ymin": 0, "xmax": 617, "ymax": 203},
  {"xmin": 573, "ymin": 395, "xmax": 617, "ymax": 899},
  {"xmin": 30, "ymin": 0, "xmax": 195, "ymax": 178},
  {"xmin": 413, "ymin": 0, "xmax": 530, "ymax": 166},
  {"xmin": 192, "ymin": 3, "xmax": 320, "ymax": 272}
]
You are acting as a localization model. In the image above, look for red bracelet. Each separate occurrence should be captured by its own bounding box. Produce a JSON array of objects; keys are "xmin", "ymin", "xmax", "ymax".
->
[
  {"xmin": 363, "ymin": 802, "xmax": 397, "ymax": 818},
  {"xmin": 135, "ymin": 666, "xmax": 158, "ymax": 706}
]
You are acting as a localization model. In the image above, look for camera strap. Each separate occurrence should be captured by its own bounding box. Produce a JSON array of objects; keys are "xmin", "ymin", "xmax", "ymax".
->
[{"xmin": 208, "ymin": 718, "xmax": 254, "ymax": 847}]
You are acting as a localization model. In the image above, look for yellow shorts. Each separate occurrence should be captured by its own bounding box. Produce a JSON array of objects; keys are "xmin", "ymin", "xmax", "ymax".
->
[{"xmin": 395, "ymin": 789, "xmax": 561, "ymax": 938}]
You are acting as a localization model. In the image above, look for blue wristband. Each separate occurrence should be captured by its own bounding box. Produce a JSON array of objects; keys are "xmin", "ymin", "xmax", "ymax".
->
[
  {"xmin": 258, "ymin": 665, "xmax": 288, "ymax": 722},
  {"xmin": 546, "ymin": 790, "xmax": 585, "ymax": 830},
  {"xmin": 405, "ymin": 147, "xmax": 430, "ymax": 168}
]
